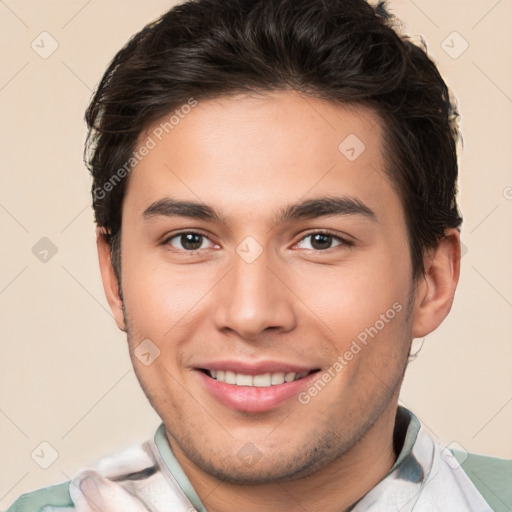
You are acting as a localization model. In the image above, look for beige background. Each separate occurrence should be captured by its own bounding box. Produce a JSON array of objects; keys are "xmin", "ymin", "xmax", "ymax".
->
[{"xmin": 1, "ymin": 0, "xmax": 511, "ymax": 508}]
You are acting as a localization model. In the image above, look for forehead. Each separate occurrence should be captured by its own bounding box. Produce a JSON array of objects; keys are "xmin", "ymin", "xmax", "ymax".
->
[{"xmin": 123, "ymin": 91, "xmax": 401, "ymax": 226}]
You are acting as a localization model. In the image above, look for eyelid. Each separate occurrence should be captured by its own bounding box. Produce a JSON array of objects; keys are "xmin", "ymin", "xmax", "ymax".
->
[
  {"xmin": 161, "ymin": 228, "xmax": 353, "ymax": 253},
  {"xmin": 162, "ymin": 230, "xmax": 219, "ymax": 250},
  {"xmin": 292, "ymin": 229, "xmax": 354, "ymax": 250}
]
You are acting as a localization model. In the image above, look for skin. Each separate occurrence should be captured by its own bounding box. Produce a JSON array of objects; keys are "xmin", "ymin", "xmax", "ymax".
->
[{"xmin": 97, "ymin": 91, "xmax": 460, "ymax": 512}]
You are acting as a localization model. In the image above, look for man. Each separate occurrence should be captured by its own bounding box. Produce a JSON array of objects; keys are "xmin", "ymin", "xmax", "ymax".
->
[{"xmin": 6, "ymin": 0, "xmax": 511, "ymax": 511}]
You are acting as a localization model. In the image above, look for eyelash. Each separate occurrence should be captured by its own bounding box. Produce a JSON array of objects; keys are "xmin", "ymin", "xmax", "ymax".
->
[
  {"xmin": 294, "ymin": 229, "xmax": 353, "ymax": 251},
  {"xmin": 162, "ymin": 229, "xmax": 353, "ymax": 253}
]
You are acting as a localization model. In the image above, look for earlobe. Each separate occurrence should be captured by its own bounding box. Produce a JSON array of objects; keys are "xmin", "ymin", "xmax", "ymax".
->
[
  {"xmin": 411, "ymin": 229, "xmax": 461, "ymax": 338},
  {"xmin": 96, "ymin": 228, "xmax": 126, "ymax": 332}
]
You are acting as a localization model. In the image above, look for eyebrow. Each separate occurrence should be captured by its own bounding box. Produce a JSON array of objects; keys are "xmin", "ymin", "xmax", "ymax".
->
[
  {"xmin": 273, "ymin": 196, "xmax": 376, "ymax": 224},
  {"xmin": 142, "ymin": 196, "xmax": 376, "ymax": 225},
  {"xmin": 143, "ymin": 199, "xmax": 225, "ymax": 223}
]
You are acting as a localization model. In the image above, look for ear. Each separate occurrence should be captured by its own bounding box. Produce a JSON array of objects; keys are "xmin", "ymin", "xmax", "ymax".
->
[
  {"xmin": 411, "ymin": 229, "xmax": 461, "ymax": 338},
  {"xmin": 96, "ymin": 228, "xmax": 126, "ymax": 332}
]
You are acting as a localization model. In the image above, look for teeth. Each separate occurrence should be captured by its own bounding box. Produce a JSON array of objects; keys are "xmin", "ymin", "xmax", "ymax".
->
[
  {"xmin": 236, "ymin": 373, "xmax": 253, "ymax": 386},
  {"xmin": 253, "ymin": 373, "xmax": 272, "ymax": 387},
  {"xmin": 225, "ymin": 370, "xmax": 236, "ymax": 385},
  {"xmin": 208, "ymin": 370, "xmax": 309, "ymax": 387},
  {"xmin": 271, "ymin": 373, "xmax": 285, "ymax": 385},
  {"xmin": 284, "ymin": 372, "xmax": 296, "ymax": 383}
]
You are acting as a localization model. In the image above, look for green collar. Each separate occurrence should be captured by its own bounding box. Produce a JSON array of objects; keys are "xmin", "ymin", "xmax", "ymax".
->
[{"xmin": 154, "ymin": 425, "xmax": 208, "ymax": 512}]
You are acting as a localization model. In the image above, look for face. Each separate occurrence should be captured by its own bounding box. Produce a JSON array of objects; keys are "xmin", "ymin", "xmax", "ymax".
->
[{"xmin": 106, "ymin": 92, "xmax": 421, "ymax": 482}]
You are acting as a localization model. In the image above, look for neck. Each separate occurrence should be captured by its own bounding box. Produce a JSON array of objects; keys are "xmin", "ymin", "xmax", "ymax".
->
[{"xmin": 171, "ymin": 404, "xmax": 400, "ymax": 512}]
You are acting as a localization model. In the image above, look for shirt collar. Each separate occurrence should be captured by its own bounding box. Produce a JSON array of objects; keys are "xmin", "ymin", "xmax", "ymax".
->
[{"xmin": 153, "ymin": 405, "xmax": 420, "ymax": 510}]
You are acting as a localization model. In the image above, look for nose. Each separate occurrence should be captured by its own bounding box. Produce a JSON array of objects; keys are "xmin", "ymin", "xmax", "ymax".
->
[{"xmin": 212, "ymin": 247, "xmax": 297, "ymax": 340}]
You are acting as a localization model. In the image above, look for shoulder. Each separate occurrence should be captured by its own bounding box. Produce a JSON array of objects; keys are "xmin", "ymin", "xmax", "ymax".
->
[
  {"xmin": 5, "ymin": 434, "xmax": 159, "ymax": 512},
  {"xmin": 452, "ymin": 449, "xmax": 512, "ymax": 511},
  {"xmin": 4, "ymin": 481, "xmax": 74, "ymax": 512}
]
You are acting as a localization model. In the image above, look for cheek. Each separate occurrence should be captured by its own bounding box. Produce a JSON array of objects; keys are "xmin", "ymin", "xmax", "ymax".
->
[
  {"xmin": 290, "ymin": 256, "xmax": 410, "ymax": 339},
  {"xmin": 120, "ymin": 250, "xmax": 215, "ymax": 341}
]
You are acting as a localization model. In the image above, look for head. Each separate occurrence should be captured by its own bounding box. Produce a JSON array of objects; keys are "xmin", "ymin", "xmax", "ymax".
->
[{"xmin": 88, "ymin": 0, "xmax": 462, "ymax": 485}]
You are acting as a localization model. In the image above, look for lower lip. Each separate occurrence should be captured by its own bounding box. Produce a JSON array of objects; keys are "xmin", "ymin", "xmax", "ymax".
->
[{"xmin": 197, "ymin": 371, "xmax": 318, "ymax": 413}]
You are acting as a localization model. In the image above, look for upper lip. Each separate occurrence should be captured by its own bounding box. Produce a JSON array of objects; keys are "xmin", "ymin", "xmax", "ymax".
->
[{"xmin": 194, "ymin": 360, "xmax": 319, "ymax": 375}]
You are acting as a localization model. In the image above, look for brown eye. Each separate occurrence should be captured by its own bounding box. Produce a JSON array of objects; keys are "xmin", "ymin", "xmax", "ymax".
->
[
  {"xmin": 310, "ymin": 233, "xmax": 333, "ymax": 250},
  {"xmin": 296, "ymin": 232, "xmax": 348, "ymax": 251},
  {"xmin": 166, "ymin": 232, "xmax": 213, "ymax": 251},
  {"xmin": 181, "ymin": 233, "xmax": 203, "ymax": 250}
]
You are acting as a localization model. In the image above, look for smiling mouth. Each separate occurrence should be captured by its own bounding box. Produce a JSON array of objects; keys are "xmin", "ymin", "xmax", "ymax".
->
[{"xmin": 200, "ymin": 369, "xmax": 320, "ymax": 388}]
